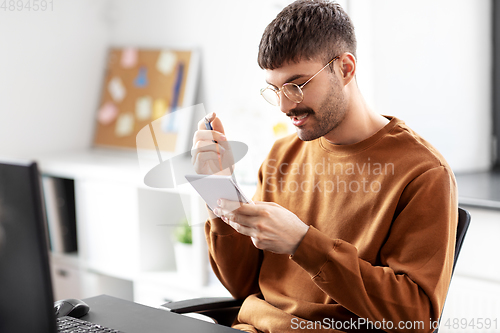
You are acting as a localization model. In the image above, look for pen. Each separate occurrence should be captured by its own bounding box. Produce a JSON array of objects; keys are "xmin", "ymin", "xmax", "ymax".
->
[
  {"xmin": 203, "ymin": 116, "xmax": 241, "ymax": 203},
  {"xmin": 204, "ymin": 116, "xmax": 217, "ymax": 143},
  {"xmin": 204, "ymin": 117, "xmax": 249, "ymax": 204},
  {"xmin": 204, "ymin": 116, "xmax": 223, "ymax": 171}
]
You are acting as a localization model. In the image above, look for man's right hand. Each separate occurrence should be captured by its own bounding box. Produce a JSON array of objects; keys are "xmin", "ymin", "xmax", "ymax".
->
[{"xmin": 191, "ymin": 112, "xmax": 234, "ymax": 176}]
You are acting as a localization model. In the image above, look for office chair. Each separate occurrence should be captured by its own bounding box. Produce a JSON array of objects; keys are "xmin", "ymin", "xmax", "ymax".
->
[{"xmin": 164, "ymin": 207, "xmax": 471, "ymax": 329}]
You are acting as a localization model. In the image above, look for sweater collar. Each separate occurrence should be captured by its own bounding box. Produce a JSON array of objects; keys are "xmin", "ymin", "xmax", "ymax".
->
[{"xmin": 318, "ymin": 116, "xmax": 401, "ymax": 155}]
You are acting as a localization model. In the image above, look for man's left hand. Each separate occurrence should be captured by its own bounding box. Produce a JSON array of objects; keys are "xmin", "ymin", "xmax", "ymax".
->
[{"xmin": 213, "ymin": 200, "xmax": 309, "ymax": 255}]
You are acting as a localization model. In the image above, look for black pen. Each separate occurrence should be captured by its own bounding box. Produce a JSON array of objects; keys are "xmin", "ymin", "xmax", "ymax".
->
[
  {"xmin": 203, "ymin": 116, "xmax": 241, "ymax": 202},
  {"xmin": 204, "ymin": 116, "xmax": 223, "ymax": 172},
  {"xmin": 204, "ymin": 116, "xmax": 217, "ymax": 143}
]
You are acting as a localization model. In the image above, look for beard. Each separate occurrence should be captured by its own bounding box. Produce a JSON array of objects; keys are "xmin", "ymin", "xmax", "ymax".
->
[{"xmin": 287, "ymin": 78, "xmax": 348, "ymax": 142}]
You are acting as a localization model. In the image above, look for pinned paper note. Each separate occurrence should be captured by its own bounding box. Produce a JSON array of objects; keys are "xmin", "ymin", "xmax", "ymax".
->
[
  {"xmin": 97, "ymin": 102, "xmax": 119, "ymax": 125},
  {"xmin": 108, "ymin": 77, "xmax": 126, "ymax": 102},
  {"xmin": 156, "ymin": 51, "xmax": 177, "ymax": 75},
  {"xmin": 136, "ymin": 96, "xmax": 152, "ymax": 121},
  {"xmin": 134, "ymin": 67, "xmax": 149, "ymax": 88},
  {"xmin": 273, "ymin": 122, "xmax": 289, "ymax": 138},
  {"xmin": 121, "ymin": 48, "xmax": 138, "ymax": 68},
  {"xmin": 161, "ymin": 63, "xmax": 184, "ymax": 132},
  {"xmin": 161, "ymin": 110, "xmax": 179, "ymax": 133},
  {"xmin": 153, "ymin": 99, "xmax": 168, "ymax": 119},
  {"xmin": 115, "ymin": 113, "xmax": 135, "ymax": 137}
]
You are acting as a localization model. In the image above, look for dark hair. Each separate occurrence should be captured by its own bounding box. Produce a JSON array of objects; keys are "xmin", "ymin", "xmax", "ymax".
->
[{"xmin": 258, "ymin": 0, "xmax": 357, "ymax": 70}]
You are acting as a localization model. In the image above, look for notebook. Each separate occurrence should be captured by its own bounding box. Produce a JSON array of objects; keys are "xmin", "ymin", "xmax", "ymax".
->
[{"xmin": 185, "ymin": 174, "xmax": 253, "ymax": 211}]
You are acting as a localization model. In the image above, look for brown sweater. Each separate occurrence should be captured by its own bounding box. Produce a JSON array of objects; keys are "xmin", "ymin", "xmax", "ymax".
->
[{"xmin": 205, "ymin": 117, "xmax": 458, "ymax": 333}]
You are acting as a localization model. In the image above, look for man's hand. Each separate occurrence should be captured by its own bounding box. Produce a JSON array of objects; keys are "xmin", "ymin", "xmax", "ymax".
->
[
  {"xmin": 191, "ymin": 112, "xmax": 234, "ymax": 176},
  {"xmin": 213, "ymin": 200, "xmax": 310, "ymax": 255}
]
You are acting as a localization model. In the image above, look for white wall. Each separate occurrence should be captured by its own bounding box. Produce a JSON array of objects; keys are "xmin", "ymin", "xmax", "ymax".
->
[
  {"xmin": 350, "ymin": 0, "xmax": 492, "ymax": 173},
  {"xmin": 0, "ymin": 0, "xmax": 109, "ymax": 157},
  {"xmin": 0, "ymin": 0, "xmax": 493, "ymax": 175}
]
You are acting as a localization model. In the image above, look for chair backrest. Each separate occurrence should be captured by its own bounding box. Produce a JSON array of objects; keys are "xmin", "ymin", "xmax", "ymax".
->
[
  {"xmin": 452, "ymin": 207, "xmax": 471, "ymax": 273},
  {"xmin": 434, "ymin": 207, "xmax": 471, "ymax": 333}
]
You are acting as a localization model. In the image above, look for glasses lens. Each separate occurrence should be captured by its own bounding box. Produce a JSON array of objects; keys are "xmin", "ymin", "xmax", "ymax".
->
[
  {"xmin": 261, "ymin": 87, "xmax": 280, "ymax": 106},
  {"xmin": 283, "ymin": 83, "xmax": 303, "ymax": 104}
]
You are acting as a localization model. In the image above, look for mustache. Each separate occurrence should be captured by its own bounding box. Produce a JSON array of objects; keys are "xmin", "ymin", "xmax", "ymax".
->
[{"xmin": 286, "ymin": 108, "xmax": 314, "ymax": 118}]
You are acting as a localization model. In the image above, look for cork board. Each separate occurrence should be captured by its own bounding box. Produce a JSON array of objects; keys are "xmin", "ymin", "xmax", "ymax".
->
[{"xmin": 93, "ymin": 48, "xmax": 199, "ymax": 152}]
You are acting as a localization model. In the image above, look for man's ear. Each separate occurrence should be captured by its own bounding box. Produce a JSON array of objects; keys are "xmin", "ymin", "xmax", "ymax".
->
[{"xmin": 338, "ymin": 53, "xmax": 356, "ymax": 86}]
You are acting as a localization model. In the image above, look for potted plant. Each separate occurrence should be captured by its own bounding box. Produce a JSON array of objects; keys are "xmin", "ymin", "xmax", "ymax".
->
[{"xmin": 173, "ymin": 218, "xmax": 193, "ymax": 277}]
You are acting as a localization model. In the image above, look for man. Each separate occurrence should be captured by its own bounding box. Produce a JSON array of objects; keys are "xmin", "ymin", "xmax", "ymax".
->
[{"xmin": 192, "ymin": 1, "xmax": 457, "ymax": 332}]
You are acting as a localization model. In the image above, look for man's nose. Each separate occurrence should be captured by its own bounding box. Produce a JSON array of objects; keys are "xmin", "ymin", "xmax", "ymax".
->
[{"xmin": 279, "ymin": 92, "xmax": 298, "ymax": 114}]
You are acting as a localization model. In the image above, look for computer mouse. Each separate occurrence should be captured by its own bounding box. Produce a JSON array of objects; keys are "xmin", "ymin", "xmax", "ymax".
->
[{"xmin": 54, "ymin": 298, "xmax": 90, "ymax": 318}]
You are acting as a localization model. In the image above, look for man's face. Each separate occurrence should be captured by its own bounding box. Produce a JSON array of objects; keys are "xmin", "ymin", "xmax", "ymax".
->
[{"xmin": 265, "ymin": 59, "xmax": 348, "ymax": 141}]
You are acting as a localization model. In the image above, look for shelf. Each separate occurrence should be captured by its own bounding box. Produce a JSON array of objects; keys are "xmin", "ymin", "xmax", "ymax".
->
[
  {"xmin": 50, "ymin": 251, "xmax": 81, "ymax": 267},
  {"xmin": 37, "ymin": 148, "xmax": 143, "ymax": 183}
]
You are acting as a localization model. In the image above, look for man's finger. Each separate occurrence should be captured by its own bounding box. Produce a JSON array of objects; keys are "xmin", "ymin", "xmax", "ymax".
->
[
  {"xmin": 218, "ymin": 199, "xmax": 246, "ymax": 213},
  {"xmin": 192, "ymin": 150, "xmax": 219, "ymax": 167},
  {"xmin": 193, "ymin": 129, "xmax": 227, "ymax": 145},
  {"xmin": 223, "ymin": 200, "xmax": 265, "ymax": 216},
  {"xmin": 208, "ymin": 113, "xmax": 226, "ymax": 135},
  {"xmin": 226, "ymin": 212, "xmax": 260, "ymax": 229},
  {"xmin": 197, "ymin": 113, "xmax": 214, "ymax": 130},
  {"xmin": 197, "ymin": 113, "xmax": 226, "ymax": 135},
  {"xmin": 214, "ymin": 206, "xmax": 237, "ymax": 219},
  {"xmin": 192, "ymin": 152, "xmax": 225, "ymax": 175},
  {"xmin": 191, "ymin": 141, "xmax": 225, "ymax": 157},
  {"xmin": 228, "ymin": 220, "xmax": 255, "ymax": 238}
]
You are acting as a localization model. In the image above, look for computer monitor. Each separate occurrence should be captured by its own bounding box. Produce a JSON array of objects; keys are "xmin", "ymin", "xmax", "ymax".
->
[{"xmin": 0, "ymin": 159, "xmax": 57, "ymax": 332}]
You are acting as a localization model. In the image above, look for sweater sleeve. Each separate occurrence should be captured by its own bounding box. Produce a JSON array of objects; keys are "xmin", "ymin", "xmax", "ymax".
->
[
  {"xmin": 291, "ymin": 166, "xmax": 458, "ymax": 333},
  {"xmin": 204, "ymin": 166, "xmax": 265, "ymax": 299}
]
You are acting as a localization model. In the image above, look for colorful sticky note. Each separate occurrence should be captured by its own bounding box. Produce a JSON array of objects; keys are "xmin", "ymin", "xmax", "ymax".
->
[
  {"xmin": 162, "ymin": 62, "xmax": 184, "ymax": 132},
  {"xmin": 273, "ymin": 122, "xmax": 289, "ymax": 138},
  {"xmin": 115, "ymin": 113, "xmax": 135, "ymax": 137},
  {"xmin": 121, "ymin": 48, "xmax": 138, "ymax": 68},
  {"xmin": 161, "ymin": 111, "xmax": 178, "ymax": 133},
  {"xmin": 97, "ymin": 102, "xmax": 119, "ymax": 125},
  {"xmin": 153, "ymin": 99, "xmax": 168, "ymax": 119},
  {"xmin": 134, "ymin": 67, "xmax": 149, "ymax": 88},
  {"xmin": 108, "ymin": 77, "xmax": 126, "ymax": 102},
  {"xmin": 156, "ymin": 51, "xmax": 177, "ymax": 75},
  {"xmin": 136, "ymin": 96, "xmax": 152, "ymax": 121}
]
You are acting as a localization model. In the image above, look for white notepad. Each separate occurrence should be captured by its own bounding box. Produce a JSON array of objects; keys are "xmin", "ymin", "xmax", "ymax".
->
[{"xmin": 185, "ymin": 174, "xmax": 253, "ymax": 211}]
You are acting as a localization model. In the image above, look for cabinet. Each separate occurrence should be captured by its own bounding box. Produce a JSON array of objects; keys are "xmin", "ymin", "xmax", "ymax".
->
[{"xmin": 38, "ymin": 149, "xmax": 232, "ymax": 306}]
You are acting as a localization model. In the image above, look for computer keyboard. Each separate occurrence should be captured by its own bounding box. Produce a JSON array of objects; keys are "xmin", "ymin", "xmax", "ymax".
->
[{"xmin": 57, "ymin": 316, "xmax": 124, "ymax": 333}]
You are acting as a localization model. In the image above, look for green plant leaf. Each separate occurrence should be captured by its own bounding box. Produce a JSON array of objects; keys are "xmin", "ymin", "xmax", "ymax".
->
[{"xmin": 174, "ymin": 218, "xmax": 192, "ymax": 244}]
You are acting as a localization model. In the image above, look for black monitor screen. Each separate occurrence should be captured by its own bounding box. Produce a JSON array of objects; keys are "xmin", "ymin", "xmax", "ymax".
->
[{"xmin": 0, "ymin": 160, "xmax": 56, "ymax": 333}]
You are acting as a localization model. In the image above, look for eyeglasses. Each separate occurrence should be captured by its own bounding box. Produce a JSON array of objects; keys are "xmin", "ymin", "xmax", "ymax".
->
[{"xmin": 260, "ymin": 56, "xmax": 340, "ymax": 106}]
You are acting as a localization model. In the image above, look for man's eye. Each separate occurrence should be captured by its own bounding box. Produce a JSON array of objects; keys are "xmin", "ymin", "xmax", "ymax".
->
[{"xmin": 285, "ymin": 82, "xmax": 306, "ymax": 87}]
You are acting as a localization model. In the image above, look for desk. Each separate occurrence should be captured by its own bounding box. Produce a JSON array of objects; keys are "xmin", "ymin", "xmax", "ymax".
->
[
  {"xmin": 455, "ymin": 171, "xmax": 500, "ymax": 209},
  {"xmin": 81, "ymin": 295, "xmax": 239, "ymax": 332}
]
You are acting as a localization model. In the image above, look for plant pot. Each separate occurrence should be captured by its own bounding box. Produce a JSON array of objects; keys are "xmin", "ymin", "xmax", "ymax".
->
[{"xmin": 174, "ymin": 242, "xmax": 194, "ymax": 278}]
